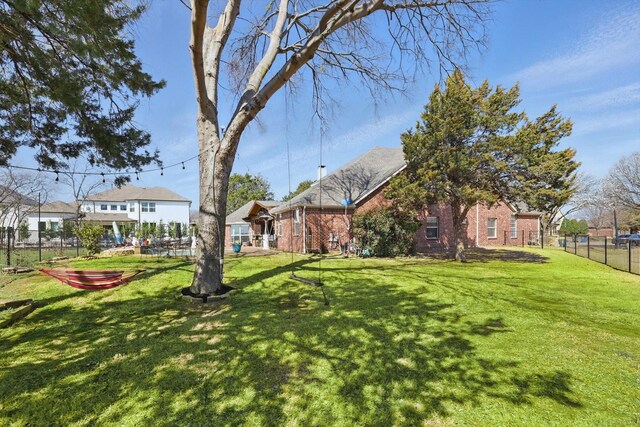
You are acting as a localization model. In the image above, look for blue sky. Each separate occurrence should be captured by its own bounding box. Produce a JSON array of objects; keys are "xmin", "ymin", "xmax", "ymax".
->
[{"xmin": 17, "ymin": 0, "xmax": 640, "ymax": 205}]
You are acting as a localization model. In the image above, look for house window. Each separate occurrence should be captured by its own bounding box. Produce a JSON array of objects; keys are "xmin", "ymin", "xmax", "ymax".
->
[
  {"xmin": 100, "ymin": 204, "xmax": 108, "ymax": 211},
  {"xmin": 141, "ymin": 202, "xmax": 156, "ymax": 213},
  {"xmin": 38, "ymin": 222, "xmax": 46, "ymax": 231},
  {"xmin": 231, "ymin": 224, "xmax": 250, "ymax": 244},
  {"xmin": 120, "ymin": 205, "xmax": 127, "ymax": 211},
  {"xmin": 142, "ymin": 202, "xmax": 156, "ymax": 212},
  {"xmin": 426, "ymin": 216, "xmax": 439, "ymax": 239},
  {"xmin": 277, "ymin": 222, "xmax": 282, "ymax": 236},
  {"xmin": 50, "ymin": 222, "xmax": 59, "ymax": 232},
  {"xmin": 510, "ymin": 215, "xmax": 517, "ymax": 238},
  {"xmin": 129, "ymin": 202, "xmax": 135, "ymax": 212},
  {"xmin": 294, "ymin": 209, "xmax": 300, "ymax": 236},
  {"xmin": 487, "ymin": 218, "xmax": 497, "ymax": 238},
  {"xmin": 110, "ymin": 205, "xmax": 117, "ymax": 211}
]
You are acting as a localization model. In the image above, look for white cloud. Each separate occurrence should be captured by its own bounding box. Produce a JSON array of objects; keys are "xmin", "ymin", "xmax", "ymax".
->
[
  {"xmin": 572, "ymin": 108, "xmax": 640, "ymax": 136},
  {"xmin": 510, "ymin": 7, "xmax": 640, "ymax": 89},
  {"xmin": 566, "ymin": 83, "xmax": 640, "ymax": 112}
]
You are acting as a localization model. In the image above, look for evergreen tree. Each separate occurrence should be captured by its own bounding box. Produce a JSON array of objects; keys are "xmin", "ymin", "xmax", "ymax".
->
[
  {"xmin": 0, "ymin": 0, "xmax": 164, "ymax": 172},
  {"xmin": 387, "ymin": 70, "xmax": 576, "ymax": 261}
]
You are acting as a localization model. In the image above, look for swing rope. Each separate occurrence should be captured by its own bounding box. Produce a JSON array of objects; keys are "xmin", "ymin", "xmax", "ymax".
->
[{"xmin": 284, "ymin": 89, "xmax": 328, "ymax": 305}]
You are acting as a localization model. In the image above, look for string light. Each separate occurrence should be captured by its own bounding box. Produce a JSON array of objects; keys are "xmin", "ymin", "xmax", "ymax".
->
[
  {"xmin": 4, "ymin": 147, "xmax": 207, "ymax": 179},
  {"xmin": 101, "ymin": 172, "xmax": 105, "ymax": 183},
  {"xmin": 55, "ymin": 171, "xmax": 59, "ymax": 182}
]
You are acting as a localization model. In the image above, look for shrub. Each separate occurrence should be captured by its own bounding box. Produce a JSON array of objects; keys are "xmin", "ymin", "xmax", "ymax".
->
[
  {"xmin": 352, "ymin": 207, "xmax": 420, "ymax": 257},
  {"xmin": 75, "ymin": 223, "xmax": 104, "ymax": 255}
]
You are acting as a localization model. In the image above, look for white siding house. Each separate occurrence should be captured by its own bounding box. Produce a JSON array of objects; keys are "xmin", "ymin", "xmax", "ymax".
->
[
  {"xmin": 23, "ymin": 185, "xmax": 191, "ymax": 240},
  {"xmin": 82, "ymin": 185, "xmax": 191, "ymax": 226}
]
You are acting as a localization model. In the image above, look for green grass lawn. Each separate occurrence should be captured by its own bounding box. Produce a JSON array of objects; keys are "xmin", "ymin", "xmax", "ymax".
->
[{"xmin": 0, "ymin": 248, "xmax": 638, "ymax": 426}]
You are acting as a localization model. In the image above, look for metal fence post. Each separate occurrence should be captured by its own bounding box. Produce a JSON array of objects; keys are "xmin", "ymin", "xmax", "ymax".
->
[
  {"xmin": 629, "ymin": 241, "xmax": 632, "ymax": 273},
  {"xmin": 38, "ymin": 192, "xmax": 42, "ymax": 262},
  {"xmin": 522, "ymin": 230, "xmax": 525, "ymax": 247},
  {"xmin": 587, "ymin": 235, "xmax": 590, "ymax": 259},
  {"xmin": 541, "ymin": 229, "xmax": 544, "ymax": 249},
  {"xmin": 604, "ymin": 236, "xmax": 608, "ymax": 265},
  {"xmin": 564, "ymin": 234, "xmax": 567, "ymax": 252},
  {"xmin": 5, "ymin": 227, "xmax": 11, "ymax": 267},
  {"xmin": 574, "ymin": 235, "xmax": 577, "ymax": 255}
]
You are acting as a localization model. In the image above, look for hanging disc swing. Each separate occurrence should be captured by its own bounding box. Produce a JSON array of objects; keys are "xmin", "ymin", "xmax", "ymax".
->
[{"xmin": 284, "ymin": 95, "xmax": 329, "ymax": 306}]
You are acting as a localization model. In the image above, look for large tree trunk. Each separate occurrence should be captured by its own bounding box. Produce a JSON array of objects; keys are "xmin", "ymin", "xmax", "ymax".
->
[
  {"xmin": 451, "ymin": 203, "xmax": 468, "ymax": 262},
  {"xmin": 189, "ymin": 121, "xmax": 236, "ymax": 295}
]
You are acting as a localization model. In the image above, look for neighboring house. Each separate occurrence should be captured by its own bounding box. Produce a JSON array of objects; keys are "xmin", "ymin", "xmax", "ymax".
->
[
  {"xmin": 225, "ymin": 147, "xmax": 543, "ymax": 253},
  {"xmin": 0, "ymin": 185, "xmax": 37, "ymax": 229},
  {"xmin": 80, "ymin": 185, "xmax": 191, "ymax": 227},
  {"xmin": 25, "ymin": 201, "xmax": 78, "ymax": 235},
  {"xmin": 224, "ymin": 200, "xmax": 281, "ymax": 248},
  {"xmin": 588, "ymin": 226, "xmax": 614, "ymax": 238},
  {"xmin": 25, "ymin": 185, "xmax": 191, "ymax": 238}
]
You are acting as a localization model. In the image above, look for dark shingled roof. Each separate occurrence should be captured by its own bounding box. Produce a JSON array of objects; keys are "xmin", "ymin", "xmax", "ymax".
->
[
  {"xmin": 86, "ymin": 185, "xmax": 190, "ymax": 202},
  {"xmin": 226, "ymin": 200, "xmax": 280, "ymax": 225},
  {"xmin": 271, "ymin": 147, "xmax": 405, "ymax": 213}
]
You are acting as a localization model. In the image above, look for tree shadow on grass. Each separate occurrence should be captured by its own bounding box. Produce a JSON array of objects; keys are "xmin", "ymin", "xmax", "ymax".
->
[
  {"xmin": 414, "ymin": 247, "xmax": 549, "ymax": 264},
  {"xmin": 0, "ymin": 257, "xmax": 582, "ymax": 426},
  {"xmin": 465, "ymin": 248, "xmax": 549, "ymax": 264}
]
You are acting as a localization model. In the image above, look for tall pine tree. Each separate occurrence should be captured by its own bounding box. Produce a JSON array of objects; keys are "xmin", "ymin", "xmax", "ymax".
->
[
  {"xmin": 0, "ymin": 0, "xmax": 164, "ymax": 172},
  {"xmin": 388, "ymin": 70, "xmax": 577, "ymax": 261}
]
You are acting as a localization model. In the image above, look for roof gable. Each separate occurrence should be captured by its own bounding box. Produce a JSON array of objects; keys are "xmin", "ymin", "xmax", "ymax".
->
[
  {"xmin": 271, "ymin": 147, "xmax": 406, "ymax": 213},
  {"xmin": 225, "ymin": 200, "xmax": 279, "ymax": 224}
]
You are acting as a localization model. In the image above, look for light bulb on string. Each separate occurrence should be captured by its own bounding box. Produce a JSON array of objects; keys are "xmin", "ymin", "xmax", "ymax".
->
[
  {"xmin": 101, "ymin": 172, "xmax": 105, "ymax": 183},
  {"xmin": 160, "ymin": 167, "xmax": 164, "ymax": 176},
  {"xmin": 55, "ymin": 171, "xmax": 59, "ymax": 183},
  {"xmin": 182, "ymin": 162, "xmax": 185, "ymax": 170}
]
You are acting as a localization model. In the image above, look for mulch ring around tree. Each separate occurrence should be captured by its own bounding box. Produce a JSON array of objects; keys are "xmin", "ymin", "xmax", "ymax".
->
[{"xmin": 180, "ymin": 285, "xmax": 236, "ymax": 303}]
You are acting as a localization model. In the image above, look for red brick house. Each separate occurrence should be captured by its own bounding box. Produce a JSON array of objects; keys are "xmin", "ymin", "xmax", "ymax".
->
[{"xmin": 225, "ymin": 147, "xmax": 542, "ymax": 253}]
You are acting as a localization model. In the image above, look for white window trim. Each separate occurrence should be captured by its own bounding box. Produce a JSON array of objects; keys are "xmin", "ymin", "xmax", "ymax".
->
[{"xmin": 487, "ymin": 218, "xmax": 497, "ymax": 239}]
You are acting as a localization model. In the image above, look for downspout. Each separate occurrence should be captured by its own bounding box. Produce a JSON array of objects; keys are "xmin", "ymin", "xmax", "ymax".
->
[
  {"xmin": 302, "ymin": 206, "xmax": 307, "ymax": 254},
  {"xmin": 475, "ymin": 204, "xmax": 479, "ymax": 246}
]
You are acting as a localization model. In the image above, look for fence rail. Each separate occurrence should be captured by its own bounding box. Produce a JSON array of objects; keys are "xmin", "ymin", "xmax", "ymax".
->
[
  {"xmin": 563, "ymin": 234, "xmax": 640, "ymax": 275},
  {"xmin": 0, "ymin": 227, "xmax": 89, "ymax": 269}
]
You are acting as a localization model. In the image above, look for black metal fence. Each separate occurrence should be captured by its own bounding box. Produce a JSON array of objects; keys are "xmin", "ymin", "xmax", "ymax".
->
[
  {"xmin": 563, "ymin": 234, "xmax": 640, "ymax": 275},
  {"xmin": 0, "ymin": 227, "xmax": 88, "ymax": 269}
]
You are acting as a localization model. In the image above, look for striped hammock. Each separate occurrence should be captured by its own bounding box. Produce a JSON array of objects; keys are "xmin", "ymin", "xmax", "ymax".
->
[{"xmin": 40, "ymin": 269, "xmax": 145, "ymax": 290}]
